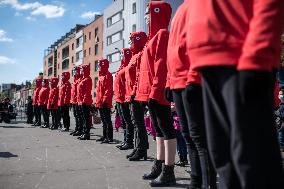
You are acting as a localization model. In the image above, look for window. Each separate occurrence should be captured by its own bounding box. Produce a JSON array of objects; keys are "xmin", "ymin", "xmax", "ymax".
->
[
  {"xmin": 94, "ymin": 60, "xmax": 99, "ymax": 71},
  {"xmin": 107, "ymin": 31, "xmax": 122, "ymax": 45},
  {"xmin": 132, "ymin": 3, "xmax": 136, "ymax": 14},
  {"xmin": 95, "ymin": 44, "xmax": 99, "ymax": 55},
  {"xmin": 72, "ymin": 56, "xmax": 74, "ymax": 63},
  {"xmin": 132, "ymin": 24, "xmax": 136, "ymax": 32},
  {"xmin": 62, "ymin": 46, "xmax": 69, "ymax": 60},
  {"xmin": 84, "ymin": 35, "xmax": 87, "ymax": 42},
  {"xmin": 107, "ymin": 52, "xmax": 120, "ymax": 63},
  {"xmin": 48, "ymin": 57, "xmax": 53, "ymax": 67},
  {"xmin": 89, "ymin": 47, "xmax": 91, "ymax": 55},
  {"xmin": 84, "ymin": 50, "xmax": 86, "ymax": 57},
  {"xmin": 62, "ymin": 59, "xmax": 69, "ymax": 70},
  {"xmin": 72, "ymin": 43, "xmax": 74, "ymax": 50},
  {"xmin": 76, "ymin": 36, "xmax": 83, "ymax": 48},
  {"xmin": 89, "ymin": 32, "xmax": 91, "ymax": 40},
  {"xmin": 76, "ymin": 50, "xmax": 83, "ymax": 61},
  {"xmin": 58, "ymin": 63, "xmax": 59, "ymax": 69},
  {"xmin": 58, "ymin": 52, "xmax": 60, "ymax": 58},
  {"xmin": 107, "ymin": 12, "xmax": 122, "ymax": 27},
  {"xmin": 95, "ymin": 28, "xmax": 98, "ymax": 37},
  {"xmin": 48, "ymin": 67, "xmax": 53, "ymax": 76}
]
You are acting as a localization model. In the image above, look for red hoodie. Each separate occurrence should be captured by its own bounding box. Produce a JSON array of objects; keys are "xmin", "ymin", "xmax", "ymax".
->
[
  {"xmin": 124, "ymin": 32, "xmax": 147, "ymax": 102},
  {"xmin": 185, "ymin": 0, "xmax": 284, "ymax": 72},
  {"xmin": 38, "ymin": 79, "xmax": 50, "ymax": 106},
  {"xmin": 47, "ymin": 77, "xmax": 59, "ymax": 110},
  {"xmin": 95, "ymin": 59, "xmax": 113, "ymax": 108},
  {"xmin": 166, "ymin": 1, "xmax": 201, "ymax": 90},
  {"xmin": 77, "ymin": 64, "xmax": 93, "ymax": 105},
  {"xmin": 58, "ymin": 72, "xmax": 71, "ymax": 107},
  {"xmin": 71, "ymin": 66, "xmax": 81, "ymax": 105},
  {"xmin": 135, "ymin": 1, "xmax": 172, "ymax": 105},
  {"xmin": 33, "ymin": 78, "xmax": 42, "ymax": 105},
  {"xmin": 114, "ymin": 48, "xmax": 132, "ymax": 103}
]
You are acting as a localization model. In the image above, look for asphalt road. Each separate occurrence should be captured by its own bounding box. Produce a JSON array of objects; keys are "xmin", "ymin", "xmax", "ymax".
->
[{"xmin": 0, "ymin": 116, "xmax": 191, "ymax": 189}]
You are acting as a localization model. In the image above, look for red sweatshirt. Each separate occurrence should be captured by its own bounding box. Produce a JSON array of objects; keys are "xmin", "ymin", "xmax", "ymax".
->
[
  {"xmin": 77, "ymin": 64, "xmax": 93, "ymax": 106},
  {"xmin": 135, "ymin": 1, "xmax": 172, "ymax": 105},
  {"xmin": 71, "ymin": 66, "xmax": 81, "ymax": 105},
  {"xmin": 38, "ymin": 79, "xmax": 50, "ymax": 106},
  {"xmin": 58, "ymin": 72, "xmax": 71, "ymax": 107},
  {"xmin": 114, "ymin": 48, "xmax": 132, "ymax": 103},
  {"xmin": 124, "ymin": 32, "xmax": 147, "ymax": 102},
  {"xmin": 33, "ymin": 78, "xmax": 42, "ymax": 106},
  {"xmin": 47, "ymin": 77, "xmax": 59, "ymax": 110},
  {"xmin": 95, "ymin": 59, "xmax": 113, "ymax": 108},
  {"xmin": 185, "ymin": 0, "xmax": 284, "ymax": 71},
  {"xmin": 166, "ymin": 1, "xmax": 201, "ymax": 90}
]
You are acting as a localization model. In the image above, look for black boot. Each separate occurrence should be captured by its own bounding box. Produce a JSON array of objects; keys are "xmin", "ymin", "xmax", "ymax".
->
[
  {"xmin": 73, "ymin": 131, "xmax": 82, "ymax": 136},
  {"xmin": 116, "ymin": 141, "xmax": 125, "ymax": 148},
  {"xmin": 187, "ymin": 175, "xmax": 202, "ymax": 189},
  {"xmin": 78, "ymin": 133, "xmax": 90, "ymax": 140},
  {"xmin": 96, "ymin": 137, "xmax": 105, "ymax": 142},
  {"xmin": 176, "ymin": 155, "xmax": 188, "ymax": 167},
  {"xmin": 119, "ymin": 143, "xmax": 134, "ymax": 150},
  {"xmin": 128, "ymin": 149, "xmax": 147, "ymax": 161},
  {"xmin": 126, "ymin": 149, "xmax": 137, "ymax": 159},
  {"xmin": 142, "ymin": 159, "xmax": 164, "ymax": 180},
  {"xmin": 150, "ymin": 164, "xmax": 176, "ymax": 187},
  {"xmin": 70, "ymin": 130, "xmax": 77, "ymax": 135},
  {"xmin": 101, "ymin": 138, "xmax": 110, "ymax": 144}
]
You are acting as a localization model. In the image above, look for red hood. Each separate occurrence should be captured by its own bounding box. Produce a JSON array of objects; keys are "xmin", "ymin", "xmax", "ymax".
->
[
  {"xmin": 50, "ymin": 77, "xmax": 59, "ymax": 88},
  {"xmin": 147, "ymin": 1, "xmax": 172, "ymax": 40},
  {"xmin": 81, "ymin": 64, "xmax": 90, "ymax": 78},
  {"xmin": 99, "ymin": 59, "xmax": 109, "ymax": 76},
  {"xmin": 42, "ymin": 79, "xmax": 49, "ymax": 88},
  {"xmin": 73, "ymin": 66, "xmax": 82, "ymax": 81},
  {"xmin": 36, "ymin": 79, "xmax": 42, "ymax": 88},
  {"xmin": 130, "ymin": 32, "xmax": 147, "ymax": 54},
  {"xmin": 121, "ymin": 48, "xmax": 132, "ymax": 67},
  {"xmin": 62, "ymin": 72, "xmax": 70, "ymax": 83}
]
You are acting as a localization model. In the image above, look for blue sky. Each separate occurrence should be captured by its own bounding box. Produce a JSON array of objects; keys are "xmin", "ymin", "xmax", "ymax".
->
[{"xmin": 0, "ymin": 0, "xmax": 111, "ymax": 84}]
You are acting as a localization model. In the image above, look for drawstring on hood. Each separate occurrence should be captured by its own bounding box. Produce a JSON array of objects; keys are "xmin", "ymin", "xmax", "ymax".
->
[{"xmin": 147, "ymin": 1, "xmax": 172, "ymax": 40}]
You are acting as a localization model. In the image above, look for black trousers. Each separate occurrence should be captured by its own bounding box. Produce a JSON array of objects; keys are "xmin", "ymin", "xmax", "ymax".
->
[
  {"xmin": 117, "ymin": 103, "xmax": 127, "ymax": 142},
  {"xmin": 73, "ymin": 104, "xmax": 83, "ymax": 132},
  {"xmin": 118, "ymin": 102, "xmax": 134, "ymax": 145},
  {"xmin": 40, "ymin": 105, "xmax": 49, "ymax": 126},
  {"xmin": 79, "ymin": 105, "xmax": 91, "ymax": 135},
  {"xmin": 99, "ymin": 108, "xmax": 113, "ymax": 140},
  {"xmin": 34, "ymin": 105, "xmax": 41, "ymax": 124},
  {"xmin": 173, "ymin": 85, "xmax": 216, "ymax": 189},
  {"xmin": 130, "ymin": 101, "xmax": 149, "ymax": 150},
  {"xmin": 61, "ymin": 105, "xmax": 70, "ymax": 129},
  {"xmin": 202, "ymin": 67, "xmax": 284, "ymax": 189},
  {"xmin": 51, "ymin": 109, "xmax": 59, "ymax": 128}
]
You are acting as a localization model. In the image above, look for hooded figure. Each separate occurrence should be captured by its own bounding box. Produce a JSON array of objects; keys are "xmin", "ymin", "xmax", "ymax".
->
[
  {"xmin": 70, "ymin": 66, "xmax": 83, "ymax": 136},
  {"xmin": 136, "ymin": 2, "xmax": 177, "ymax": 187},
  {"xmin": 38, "ymin": 79, "xmax": 50, "ymax": 128},
  {"xmin": 47, "ymin": 77, "xmax": 59, "ymax": 129},
  {"xmin": 32, "ymin": 78, "xmax": 42, "ymax": 126},
  {"xmin": 77, "ymin": 64, "xmax": 93, "ymax": 140},
  {"xmin": 95, "ymin": 59, "xmax": 113, "ymax": 143},
  {"xmin": 58, "ymin": 72, "xmax": 71, "ymax": 131}
]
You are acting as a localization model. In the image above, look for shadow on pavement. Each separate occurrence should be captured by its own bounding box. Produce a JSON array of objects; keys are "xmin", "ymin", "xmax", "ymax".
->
[
  {"xmin": 0, "ymin": 152, "xmax": 18, "ymax": 158},
  {"xmin": 0, "ymin": 125, "xmax": 25, "ymax": 128}
]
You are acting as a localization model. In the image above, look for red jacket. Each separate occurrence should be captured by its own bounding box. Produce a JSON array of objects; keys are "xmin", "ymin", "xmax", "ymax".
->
[
  {"xmin": 124, "ymin": 32, "xmax": 147, "ymax": 102},
  {"xmin": 95, "ymin": 59, "xmax": 113, "ymax": 108},
  {"xmin": 135, "ymin": 1, "xmax": 172, "ymax": 105},
  {"xmin": 58, "ymin": 72, "xmax": 71, "ymax": 107},
  {"xmin": 47, "ymin": 77, "xmax": 59, "ymax": 110},
  {"xmin": 38, "ymin": 79, "xmax": 50, "ymax": 106},
  {"xmin": 77, "ymin": 64, "xmax": 93, "ymax": 106},
  {"xmin": 166, "ymin": 1, "xmax": 201, "ymax": 90},
  {"xmin": 186, "ymin": 0, "xmax": 284, "ymax": 71},
  {"xmin": 33, "ymin": 79, "xmax": 42, "ymax": 105},
  {"xmin": 114, "ymin": 48, "xmax": 132, "ymax": 103},
  {"xmin": 71, "ymin": 66, "xmax": 82, "ymax": 105}
]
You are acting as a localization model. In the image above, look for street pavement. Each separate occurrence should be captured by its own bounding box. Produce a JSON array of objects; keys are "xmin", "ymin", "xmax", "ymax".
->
[{"xmin": 0, "ymin": 115, "xmax": 191, "ymax": 189}]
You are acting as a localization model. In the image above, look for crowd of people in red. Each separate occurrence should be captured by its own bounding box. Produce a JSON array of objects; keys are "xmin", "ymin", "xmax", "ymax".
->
[{"xmin": 30, "ymin": 1, "xmax": 284, "ymax": 188}]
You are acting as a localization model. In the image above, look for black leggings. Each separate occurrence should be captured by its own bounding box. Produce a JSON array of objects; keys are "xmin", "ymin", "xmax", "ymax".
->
[
  {"xmin": 99, "ymin": 108, "xmax": 113, "ymax": 140},
  {"xmin": 51, "ymin": 109, "xmax": 59, "ymax": 127},
  {"xmin": 73, "ymin": 104, "xmax": 83, "ymax": 132},
  {"xmin": 79, "ymin": 105, "xmax": 91, "ymax": 135},
  {"xmin": 119, "ymin": 102, "xmax": 134, "ymax": 145},
  {"xmin": 40, "ymin": 105, "xmax": 49, "ymax": 126},
  {"xmin": 61, "ymin": 105, "xmax": 70, "ymax": 129},
  {"xmin": 148, "ymin": 102, "xmax": 175, "ymax": 140},
  {"xmin": 34, "ymin": 105, "xmax": 41, "ymax": 124}
]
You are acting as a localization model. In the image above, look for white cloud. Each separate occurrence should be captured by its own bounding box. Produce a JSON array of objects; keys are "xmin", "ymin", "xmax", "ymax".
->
[
  {"xmin": 80, "ymin": 11, "xmax": 101, "ymax": 19},
  {"xmin": 15, "ymin": 11, "xmax": 21, "ymax": 16},
  {"xmin": 0, "ymin": 29, "xmax": 13, "ymax": 42},
  {"xmin": 0, "ymin": 0, "xmax": 65, "ymax": 18},
  {"xmin": 26, "ymin": 16, "xmax": 36, "ymax": 21},
  {"xmin": 0, "ymin": 55, "xmax": 15, "ymax": 64}
]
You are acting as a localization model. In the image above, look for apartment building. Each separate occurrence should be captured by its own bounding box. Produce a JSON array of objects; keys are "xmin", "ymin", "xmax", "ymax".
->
[{"xmin": 103, "ymin": 0, "xmax": 183, "ymax": 75}]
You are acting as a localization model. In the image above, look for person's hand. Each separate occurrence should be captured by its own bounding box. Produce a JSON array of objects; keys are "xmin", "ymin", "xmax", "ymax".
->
[
  {"xmin": 148, "ymin": 98, "xmax": 158, "ymax": 108},
  {"xmin": 164, "ymin": 87, "xmax": 173, "ymax": 102}
]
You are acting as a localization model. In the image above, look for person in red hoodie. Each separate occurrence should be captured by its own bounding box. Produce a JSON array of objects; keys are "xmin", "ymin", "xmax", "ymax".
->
[
  {"xmin": 113, "ymin": 48, "xmax": 134, "ymax": 150},
  {"xmin": 166, "ymin": 1, "xmax": 216, "ymax": 188},
  {"xmin": 70, "ymin": 66, "xmax": 83, "ymax": 136},
  {"xmin": 38, "ymin": 78, "xmax": 50, "ymax": 128},
  {"xmin": 47, "ymin": 77, "xmax": 59, "ymax": 130},
  {"xmin": 32, "ymin": 78, "xmax": 42, "ymax": 126},
  {"xmin": 184, "ymin": 1, "xmax": 284, "ymax": 188},
  {"xmin": 77, "ymin": 64, "xmax": 93, "ymax": 140},
  {"xmin": 135, "ymin": 2, "xmax": 176, "ymax": 186},
  {"xmin": 95, "ymin": 59, "xmax": 113, "ymax": 143},
  {"xmin": 124, "ymin": 31, "xmax": 148, "ymax": 160},
  {"xmin": 58, "ymin": 72, "xmax": 71, "ymax": 131}
]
